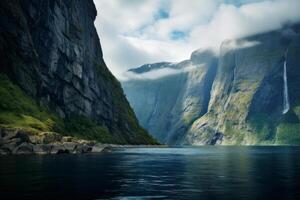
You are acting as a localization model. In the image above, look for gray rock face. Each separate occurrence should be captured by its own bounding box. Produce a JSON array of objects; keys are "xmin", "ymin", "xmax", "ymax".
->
[
  {"xmin": 33, "ymin": 144, "xmax": 52, "ymax": 155},
  {"xmin": 0, "ymin": 0, "xmax": 154, "ymax": 144},
  {"xmin": 91, "ymin": 143, "xmax": 106, "ymax": 153},
  {"xmin": 123, "ymin": 25, "xmax": 300, "ymax": 145},
  {"xmin": 186, "ymin": 26, "xmax": 300, "ymax": 145},
  {"xmin": 123, "ymin": 49, "xmax": 218, "ymax": 144},
  {"xmin": 13, "ymin": 142, "xmax": 34, "ymax": 154}
]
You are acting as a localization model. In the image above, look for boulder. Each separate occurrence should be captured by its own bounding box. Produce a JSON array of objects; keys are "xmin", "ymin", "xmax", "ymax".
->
[
  {"xmin": 61, "ymin": 136, "xmax": 75, "ymax": 143},
  {"xmin": 75, "ymin": 144, "xmax": 93, "ymax": 154},
  {"xmin": 77, "ymin": 139, "xmax": 96, "ymax": 146},
  {"xmin": 13, "ymin": 142, "xmax": 34, "ymax": 154},
  {"xmin": 0, "ymin": 129, "xmax": 31, "ymax": 145},
  {"xmin": 0, "ymin": 145, "xmax": 13, "ymax": 155},
  {"xmin": 30, "ymin": 132, "xmax": 63, "ymax": 144},
  {"xmin": 91, "ymin": 144, "xmax": 106, "ymax": 153},
  {"xmin": 1, "ymin": 138, "xmax": 23, "ymax": 152},
  {"xmin": 63, "ymin": 142, "xmax": 78, "ymax": 153},
  {"xmin": 0, "ymin": 148, "xmax": 10, "ymax": 155},
  {"xmin": 1, "ymin": 129, "xmax": 19, "ymax": 141},
  {"xmin": 50, "ymin": 143, "xmax": 67, "ymax": 154},
  {"xmin": 33, "ymin": 144, "xmax": 52, "ymax": 154},
  {"xmin": 0, "ymin": 128, "xmax": 101, "ymax": 155}
]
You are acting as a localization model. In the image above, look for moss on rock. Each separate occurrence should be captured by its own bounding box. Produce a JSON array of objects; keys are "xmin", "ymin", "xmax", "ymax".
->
[{"xmin": 0, "ymin": 74, "xmax": 158, "ymax": 144}]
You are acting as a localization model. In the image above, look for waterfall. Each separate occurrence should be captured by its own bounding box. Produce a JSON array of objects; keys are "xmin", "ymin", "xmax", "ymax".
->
[{"xmin": 282, "ymin": 59, "xmax": 290, "ymax": 114}]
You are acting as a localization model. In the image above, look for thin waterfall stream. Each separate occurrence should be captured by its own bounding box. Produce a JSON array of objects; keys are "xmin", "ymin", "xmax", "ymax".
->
[{"xmin": 282, "ymin": 52, "xmax": 290, "ymax": 114}]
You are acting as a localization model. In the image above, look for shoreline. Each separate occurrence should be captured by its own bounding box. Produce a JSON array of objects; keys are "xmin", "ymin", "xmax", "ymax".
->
[
  {"xmin": 0, "ymin": 128, "xmax": 167, "ymax": 155},
  {"xmin": 2, "ymin": 127, "xmax": 298, "ymax": 156}
]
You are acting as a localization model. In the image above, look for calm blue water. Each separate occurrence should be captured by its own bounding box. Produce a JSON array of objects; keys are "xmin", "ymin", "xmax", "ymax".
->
[{"xmin": 1, "ymin": 146, "xmax": 300, "ymax": 200}]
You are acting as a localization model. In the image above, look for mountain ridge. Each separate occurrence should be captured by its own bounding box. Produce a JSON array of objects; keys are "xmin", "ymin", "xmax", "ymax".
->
[{"xmin": 123, "ymin": 25, "xmax": 300, "ymax": 145}]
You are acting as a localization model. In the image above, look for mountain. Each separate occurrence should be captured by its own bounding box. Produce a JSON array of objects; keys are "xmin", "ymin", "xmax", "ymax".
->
[
  {"xmin": 123, "ymin": 49, "xmax": 218, "ymax": 144},
  {"xmin": 122, "ymin": 25, "xmax": 300, "ymax": 145},
  {"xmin": 0, "ymin": 0, "xmax": 157, "ymax": 148}
]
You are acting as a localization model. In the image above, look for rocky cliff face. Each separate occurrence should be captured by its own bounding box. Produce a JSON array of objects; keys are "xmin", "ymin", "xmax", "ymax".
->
[
  {"xmin": 123, "ymin": 50, "xmax": 218, "ymax": 144},
  {"xmin": 0, "ymin": 0, "xmax": 156, "ymax": 145},
  {"xmin": 123, "ymin": 25, "xmax": 300, "ymax": 145},
  {"xmin": 186, "ymin": 26, "xmax": 300, "ymax": 145}
]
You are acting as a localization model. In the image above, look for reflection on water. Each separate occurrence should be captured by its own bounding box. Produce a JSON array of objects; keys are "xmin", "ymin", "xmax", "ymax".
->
[{"xmin": 0, "ymin": 147, "xmax": 300, "ymax": 200}]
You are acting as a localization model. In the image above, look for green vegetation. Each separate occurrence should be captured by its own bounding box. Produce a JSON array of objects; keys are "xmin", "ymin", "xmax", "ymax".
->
[
  {"xmin": 64, "ymin": 116, "xmax": 115, "ymax": 143},
  {"xmin": 95, "ymin": 61, "xmax": 120, "ymax": 84},
  {"xmin": 0, "ymin": 74, "xmax": 64, "ymax": 134},
  {"xmin": 248, "ymin": 109, "xmax": 300, "ymax": 145},
  {"xmin": 294, "ymin": 106, "xmax": 300, "ymax": 120},
  {"xmin": 0, "ymin": 74, "xmax": 157, "ymax": 144},
  {"xmin": 182, "ymin": 113, "xmax": 198, "ymax": 126},
  {"xmin": 94, "ymin": 63, "xmax": 159, "ymax": 145},
  {"xmin": 248, "ymin": 113, "xmax": 273, "ymax": 141},
  {"xmin": 224, "ymin": 121, "xmax": 245, "ymax": 145},
  {"xmin": 276, "ymin": 123, "xmax": 300, "ymax": 145},
  {"xmin": 282, "ymin": 110, "xmax": 300, "ymax": 123}
]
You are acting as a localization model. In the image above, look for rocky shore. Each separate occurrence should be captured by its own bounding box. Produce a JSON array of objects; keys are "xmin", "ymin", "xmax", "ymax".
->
[
  {"xmin": 0, "ymin": 128, "xmax": 166, "ymax": 155},
  {"xmin": 0, "ymin": 128, "xmax": 107, "ymax": 155}
]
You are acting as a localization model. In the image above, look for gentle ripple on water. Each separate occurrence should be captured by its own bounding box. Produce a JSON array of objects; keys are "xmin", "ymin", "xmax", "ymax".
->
[{"xmin": 0, "ymin": 146, "xmax": 300, "ymax": 200}]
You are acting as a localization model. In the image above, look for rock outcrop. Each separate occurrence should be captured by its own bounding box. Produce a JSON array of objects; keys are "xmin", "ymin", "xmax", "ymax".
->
[
  {"xmin": 0, "ymin": 128, "xmax": 106, "ymax": 155},
  {"xmin": 0, "ymin": 0, "xmax": 156, "ymax": 146},
  {"xmin": 123, "ymin": 25, "xmax": 300, "ymax": 145}
]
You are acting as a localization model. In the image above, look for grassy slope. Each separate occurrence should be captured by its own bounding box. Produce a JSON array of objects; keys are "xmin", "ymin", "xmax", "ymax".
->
[
  {"xmin": 0, "ymin": 74, "xmax": 157, "ymax": 144},
  {"xmin": 95, "ymin": 63, "xmax": 158, "ymax": 144}
]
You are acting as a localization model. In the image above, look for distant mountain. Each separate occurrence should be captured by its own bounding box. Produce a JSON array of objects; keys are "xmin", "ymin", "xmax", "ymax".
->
[
  {"xmin": 129, "ymin": 62, "xmax": 172, "ymax": 74},
  {"xmin": 123, "ymin": 49, "xmax": 218, "ymax": 144},
  {"xmin": 123, "ymin": 24, "xmax": 300, "ymax": 145}
]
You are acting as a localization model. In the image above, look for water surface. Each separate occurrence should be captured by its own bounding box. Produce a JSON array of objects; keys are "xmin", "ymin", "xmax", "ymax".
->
[{"xmin": 1, "ymin": 146, "xmax": 300, "ymax": 200}]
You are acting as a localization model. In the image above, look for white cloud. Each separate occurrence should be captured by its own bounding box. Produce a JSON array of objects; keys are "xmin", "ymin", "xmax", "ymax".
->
[
  {"xmin": 93, "ymin": 0, "xmax": 300, "ymax": 80},
  {"xmin": 123, "ymin": 64, "xmax": 200, "ymax": 80},
  {"xmin": 221, "ymin": 40, "xmax": 261, "ymax": 53}
]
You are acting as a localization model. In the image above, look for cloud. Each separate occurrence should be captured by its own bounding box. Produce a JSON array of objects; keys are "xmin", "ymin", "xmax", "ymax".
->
[
  {"xmin": 189, "ymin": 0, "xmax": 300, "ymax": 51},
  {"xmin": 221, "ymin": 40, "xmax": 261, "ymax": 52},
  {"xmin": 93, "ymin": 0, "xmax": 300, "ymax": 80},
  {"xmin": 123, "ymin": 63, "xmax": 200, "ymax": 80}
]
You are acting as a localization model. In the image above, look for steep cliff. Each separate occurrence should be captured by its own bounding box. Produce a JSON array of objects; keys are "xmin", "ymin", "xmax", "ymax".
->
[
  {"xmin": 123, "ymin": 25, "xmax": 300, "ymax": 145},
  {"xmin": 0, "ymin": 0, "xmax": 156, "ymax": 145},
  {"xmin": 186, "ymin": 25, "xmax": 300, "ymax": 145},
  {"xmin": 123, "ymin": 50, "xmax": 218, "ymax": 144}
]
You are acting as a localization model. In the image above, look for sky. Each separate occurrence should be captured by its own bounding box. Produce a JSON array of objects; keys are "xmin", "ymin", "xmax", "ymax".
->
[{"xmin": 93, "ymin": 0, "xmax": 300, "ymax": 80}]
